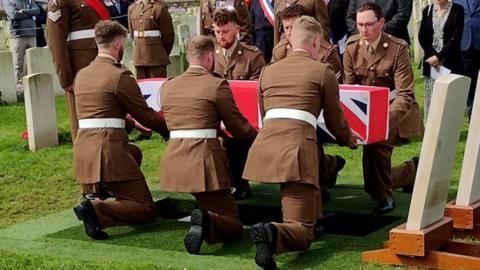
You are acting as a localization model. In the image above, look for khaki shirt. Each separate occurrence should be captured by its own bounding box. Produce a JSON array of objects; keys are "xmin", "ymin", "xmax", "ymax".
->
[
  {"xmin": 200, "ymin": 0, "xmax": 252, "ymax": 44},
  {"xmin": 343, "ymin": 32, "xmax": 424, "ymax": 142},
  {"xmin": 160, "ymin": 67, "xmax": 257, "ymax": 193},
  {"xmin": 128, "ymin": 0, "xmax": 175, "ymax": 66},
  {"xmin": 213, "ymin": 41, "xmax": 266, "ymax": 80},
  {"xmin": 273, "ymin": 0, "xmax": 330, "ymax": 45},
  {"xmin": 243, "ymin": 50, "xmax": 353, "ymax": 188},
  {"xmin": 47, "ymin": 0, "xmax": 100, "ymax": 88},
  {"xmin": 272, "ymin": 38, "xmax": 343, "ymax": 82},
  {"xmin": 73, "ymin": 56, "xmax": 168, "ymax": 183}
]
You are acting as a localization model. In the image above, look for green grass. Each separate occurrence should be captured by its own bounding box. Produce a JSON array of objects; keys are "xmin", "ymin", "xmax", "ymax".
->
[{"xmin": 0, "ymin": 66, "xmax": 472, "ymax": 269}]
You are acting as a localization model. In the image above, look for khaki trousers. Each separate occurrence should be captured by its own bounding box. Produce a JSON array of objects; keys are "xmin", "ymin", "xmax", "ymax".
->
[
  {"xmin": 273, "ymin": 182, "xmax": 318, "ymax": 255},
  {"xmin": 363, "ymin": 141, "xmax": 416, "ymax": 201},
  {"xmin": 92, "ymin": 178, "xmax": 157, "ymax": 229},
  {"xmin": 192, "ymin": 190, "xmax": 243, "ymax": 245},
  {"xmin": 135, "ymin": 66, "xmax": 167, "ymax": 79}
]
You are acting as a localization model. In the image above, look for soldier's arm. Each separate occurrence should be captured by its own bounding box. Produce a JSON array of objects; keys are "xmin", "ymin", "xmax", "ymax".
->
[
  {"xmin": 47, "ymin": 0, "xmax": 74, "ymax": 89},
  {"xmin": 384, "ymin": 0, "xmax": 412, "ymax": 36},
  {"xmin": 249, "ymin": 51, "xmax": 266, "ymax": 80},
  {"xmin": 390, "ymin": 43, "xmax": 415, "ymax": 124},
  {"xmin": 345, "ymin": 0, "xmax": 358, "ymax": 36},
  {"xmin": 115, "ymin": 71, "xmax": 169, "ymax": 139},
  {"xmin": 321, "ymin": 68, "xmax": 354, "ymax": 147},
  {"xmin": 215, "ymin": 80, "xmax": 257, "ymax": 139},
  {"xmin": 159, "ymin": 5, "xmax": 175, "ymax": 55},
  {"xmin": 258, "ymin": 69, "xmax": 266, "ymax": 118},
  {"xmin": 235, "ymin": 0, "xmax": 253, "ymax": 44},
  {"xmin": 342, "ymin": 45, "xmax": 357, "ymax": 84},
  {"xmin": 313, "ymin": 0, "xmax": 330, "ymax": 40}
]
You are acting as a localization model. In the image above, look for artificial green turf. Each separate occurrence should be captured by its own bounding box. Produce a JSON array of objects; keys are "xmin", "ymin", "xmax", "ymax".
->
[{"xmin": 0, "ymin": 65, "xmax": 473, "ymax": 269}]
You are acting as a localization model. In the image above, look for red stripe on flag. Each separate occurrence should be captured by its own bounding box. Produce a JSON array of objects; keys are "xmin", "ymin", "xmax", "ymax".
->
[{"xmin": 340, "ymin": 103, "xmax": 367, "ymax": 142}]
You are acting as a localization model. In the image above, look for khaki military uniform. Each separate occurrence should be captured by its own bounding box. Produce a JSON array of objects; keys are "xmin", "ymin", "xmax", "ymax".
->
[
  {"xmin": 200, "ymin": 0, "xmax": 252, "ymax": 44},
  {"xmin": 74, "ymin": 55, "xmax": 169, "ymax": 229},
  {"xmin": 47, "ymin": 0, "xmax": 103, "ymax": 142},
  {"xmin": 160, "ymin": 66, "xmax": 257, "ymax": 245},
  {"xmin": 243, "ymin": 50, "xmax": 353, "ymax": 255},
  {"xmin": 273, "ymin": 0, "xmax": 330, "ymax": 45},
  {"xmin": 272, "ymin": 38, "xmax": 342, "ymax": 82},
  {"xmin": 128, "ymin": 0, "xmax": 174, "ymax": 79},
  {"xmin": 343, "ymin": 33, "xmax": 424, "ymax": 202},
  {"xmin": 213, "ymin": 41, "xmax": 266, "ymax": 80},
  {"xmin": 213, "ymin": 40, "xmax": 265, "ymax": 195}
]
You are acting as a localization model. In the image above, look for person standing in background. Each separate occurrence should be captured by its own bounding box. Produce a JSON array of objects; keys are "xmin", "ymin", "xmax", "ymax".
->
[
  {"xmin": 419, "ymin": 0, "xmax": 464, "ymax": 121},
  {"xmin": 5, "ymin": 0, "xmax": 40, "ymax": 93},
  {"xmin": 455, "ymin": 0, "xmax": 480, "ymax": 120},
  {"xmin": 128, "ymin": 0, "xmax": 174, "ymax": 79},
  {"xmin": 250, "ymin": 0, "xmax": 274, "ymax": 62}
]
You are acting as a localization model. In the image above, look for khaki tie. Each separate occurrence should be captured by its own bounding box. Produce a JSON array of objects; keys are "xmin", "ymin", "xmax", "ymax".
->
[{"xmin": 367, "ymin": 45, "xmax": 374, "ymax": 56}]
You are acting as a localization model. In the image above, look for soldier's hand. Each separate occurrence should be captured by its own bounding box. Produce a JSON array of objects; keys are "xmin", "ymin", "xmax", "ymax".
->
[
  {"xmin": 349, "ymin": 129, "xmax": 362, "ymax": 149},
  {"xmin": 64, "ymin": 85, "xmax": 74, "ymax": 92}
]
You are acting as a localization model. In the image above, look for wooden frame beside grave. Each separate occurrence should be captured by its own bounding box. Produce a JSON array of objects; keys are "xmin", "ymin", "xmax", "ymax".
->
[
  {"xmin": 444, "ymin": 71, "xmax": 480, "ymax": 240},
  {"xmin": 362, "ymin": 75, "xmax": 480, "ymax": 269}
]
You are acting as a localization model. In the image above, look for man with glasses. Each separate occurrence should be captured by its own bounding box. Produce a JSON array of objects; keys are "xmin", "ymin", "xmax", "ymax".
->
[
  {"xmin": 346, "ymin": 0, "xmax": 412, "ymax": 44},
  {"xmin": 343, "ymin": 2, "xmax": 423, "ymax": 215}
]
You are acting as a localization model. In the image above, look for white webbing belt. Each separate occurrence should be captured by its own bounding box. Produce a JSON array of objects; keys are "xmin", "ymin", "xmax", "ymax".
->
[
  {"xmin": 133, "ymin": 30, "xmax": 162, "ymax": 38},
  {"xmin": 170, "ymin": 129, "xmax": 217, "ymax": 139},
  {"xmin": 67, "ymin": 29, "xmax": 95, "ymax": 41},
  {"xmin": 264, "ymin": 108, "xmax": 318, "ymax": 130},
  {"xmin": 78, "ymin": 118, "xmax": 126, "ymax": 129}
]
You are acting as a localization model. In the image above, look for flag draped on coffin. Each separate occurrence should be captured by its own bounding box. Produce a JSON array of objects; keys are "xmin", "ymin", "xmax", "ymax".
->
[{"xmin": 138, "ymin": 79, "xmax": 389, "ymax": 145}]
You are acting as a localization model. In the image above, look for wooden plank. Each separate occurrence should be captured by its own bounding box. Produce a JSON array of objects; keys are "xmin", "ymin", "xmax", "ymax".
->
[
  {"xmin": 406, "ymin": 75, "xmax": 471, "ymax": 230},
  {"xmin": 444, "ymin": 200, "xmax": 480, "ymax": 230},
  {"xmin": 362, "ymin": 248, "xmax": 480, "ymax": 270},
  {"xmin": 456, "ymin": 71, "xmax": 480, "ymax": 206}
]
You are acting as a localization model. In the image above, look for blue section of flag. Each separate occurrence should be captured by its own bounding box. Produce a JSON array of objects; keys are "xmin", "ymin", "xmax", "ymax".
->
[
  {"xmin": 143, "ymin": 94, "xmax": 152, "ymax": 100},
  {"xmin": 352, "ymin": 98, "xmax": 367, "ymax": 114}
]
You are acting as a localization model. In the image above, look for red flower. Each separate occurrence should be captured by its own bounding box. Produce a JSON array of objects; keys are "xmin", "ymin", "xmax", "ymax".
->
[{"xmin": 22, "ymin": 131, "xmax": 29, "ymax": 140}]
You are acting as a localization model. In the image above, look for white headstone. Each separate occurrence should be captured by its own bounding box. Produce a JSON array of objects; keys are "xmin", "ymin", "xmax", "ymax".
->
[
  {"xmin": 24, "ymin": 73, "xmax": 59, "ymax": 151},
  {"xmin": 456, "ymin": 71, "xmax": 480, "ymax": 206},
  {"xmin": 25, "ymin": 47, "xmax": 64, "ymax": 96},
  {"xmin": 0, "ymin": 27, "xmax": 5, "ymax": 50},
  {"xmin": 0, "ymin": 51, "xmax": 17, "ymax": 104},
  {"xmin": 406, "ymin": 74, "xmax": 470, "ymax": 230}
]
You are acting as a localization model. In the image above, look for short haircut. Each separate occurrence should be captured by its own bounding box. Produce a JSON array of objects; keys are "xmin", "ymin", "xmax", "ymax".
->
[
  {"xmin": 281, "ymin": 4, "xmax": 308, "ymax": 20},
  {"xmin": 357, "ymin": 2, "xmax": 383, "ymax": 20},
  {"xmin": 213, "ymin": 8, "xmax": 238, "ymax": 26},
  {"xmin": 291, "ymin": 15, "xmax": 322, "ymax": 44},
  {"xmin": 94, "ymin": 20, "xmax": 128, "ymax": 46},
  {"xmin": 186, "ymin": 35, "xmax": 215, "ymax": 59}
]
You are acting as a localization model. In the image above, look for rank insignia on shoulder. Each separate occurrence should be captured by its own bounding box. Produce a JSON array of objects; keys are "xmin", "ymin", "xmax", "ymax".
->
[{"xmin": 47, "ymin": 10, "xmax": 62, "ymax": 22}]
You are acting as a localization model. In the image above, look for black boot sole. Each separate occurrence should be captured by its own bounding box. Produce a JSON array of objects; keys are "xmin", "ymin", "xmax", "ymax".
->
[
  {"xmin": 73, "ymin": 204, "xmax": 108, "ymax": 240},
  {"xmin": 184, "ymin": 209, "xmax": 204, "ymax": 254},
  {"xmin": 251, "ymin": 223, "xmax": 277, "ymax": 270}
]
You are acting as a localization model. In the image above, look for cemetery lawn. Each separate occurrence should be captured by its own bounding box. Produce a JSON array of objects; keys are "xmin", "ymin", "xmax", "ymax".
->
[{"xmin": 0, "ymin": 68, "xmax": 471, "ymax": 270}]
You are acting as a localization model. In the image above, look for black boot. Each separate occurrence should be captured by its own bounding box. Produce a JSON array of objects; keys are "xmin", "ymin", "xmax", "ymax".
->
[
  {"xmin": 73, "ymin": 200, "xmax": 108, "ymax": 240},
  {"xmin": 184, "ymin": 209, "xmax": 209, "ymax": 254},
  {"xmin": 251, "ymin": 222, "xmax": 277, "ymax": 270}
]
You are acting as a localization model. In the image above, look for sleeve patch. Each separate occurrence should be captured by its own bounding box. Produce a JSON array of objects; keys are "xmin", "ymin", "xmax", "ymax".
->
[{"xmin": 48, "ymin": 10, "xmax": 62, "ymax": 22}]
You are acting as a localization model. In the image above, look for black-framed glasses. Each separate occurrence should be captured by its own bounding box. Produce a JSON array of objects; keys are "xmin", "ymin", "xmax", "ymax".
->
[{"xmin": 357, "ymin": 21, "xmax": 378, "ymax": 28}]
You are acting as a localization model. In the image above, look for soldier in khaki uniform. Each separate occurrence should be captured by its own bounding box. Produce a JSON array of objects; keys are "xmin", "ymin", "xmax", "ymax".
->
[
  {"xmin": 47, "ymin": 0, "xmax": 106, "ymax": 142},
  {"xmin": 72, "ymin": 21, "xmax": 170, "ymax": 240},
  {"xmin": 272, "ymin": 4, "xmax": 342, "ymax": 81},
  {"xmin": 271, "ymin": 4, "xmax": 343, "ymax": 203},
  {"xmin": 273, "ymin": 0, "xmax": 330, "ymax": 45},
  {"xmin": 128, "ymin": 0, "xmax": 174, "ymax": 78},
  {"xmin": 159, "ymin": 36, "xmax": 257, "ymax": 254},
  {"xmin": 200, "ymin": 0, "xmax": 252, "ymax": 44},
  {"xmin": 212, "ymin": 9, "xmax": 266, "ymax": 80},
  {"xmin": 343, "ymin": 2, "xmax": 423, "ymax": 215},
  {"xmin": 243, "ymin": 17, "xmax": 358, "ymax": 269},
  {"xmin": 211, "ymin": 8, "xmax": 265, "ymax": 199}
]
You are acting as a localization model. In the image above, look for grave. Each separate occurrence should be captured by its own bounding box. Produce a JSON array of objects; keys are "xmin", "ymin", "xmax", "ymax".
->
[
  {"xmin": 0, "ymin": 51, "xmax": 17, "ymax": 104},
  {"xmin": 25, "ymin": 47, "xmax": 64, "ymax": 96}
]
